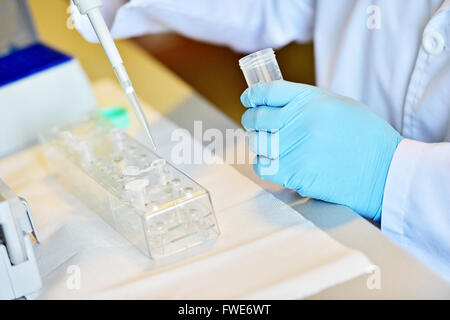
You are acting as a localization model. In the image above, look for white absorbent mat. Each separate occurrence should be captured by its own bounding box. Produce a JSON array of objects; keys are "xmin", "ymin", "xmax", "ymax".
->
[{"xmin": 0, "ymin": 80, "xmax": 372, "ymax": 299}]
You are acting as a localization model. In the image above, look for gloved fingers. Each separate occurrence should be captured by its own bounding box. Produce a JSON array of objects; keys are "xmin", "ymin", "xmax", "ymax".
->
[
  {"xmin": 253, "ymin": 155, "xmax": 300, "ymax": 189},
  {"xmin": 241, "ymin": 82, "xmax": 315, "ymax": 131},
  {"xmin": 240, "ymin": 80, "xmax": 312, "ymax": 108},
  {"xmin": 248, "ymin": 130, "xmax": 280, "ymax": 159},
  {"xmin": 253, "ymin": 156, "xmax": 283, "ymax": 184},
  {"xmin": 241, "ymin": 105, "xmax": 284, "ymax": 131},
  {"xmin": 254, "ymin": 155, "xmax": 309, "ymax": 195},
  {"xmin": 248, "ymin": 123, "xmax": 308, "ymax": 159}
]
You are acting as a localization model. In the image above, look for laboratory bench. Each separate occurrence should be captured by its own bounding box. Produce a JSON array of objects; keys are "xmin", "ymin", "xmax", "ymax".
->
[{"xmin": 7, "ymin": 0, "xmax": 447, "ymax": 299}]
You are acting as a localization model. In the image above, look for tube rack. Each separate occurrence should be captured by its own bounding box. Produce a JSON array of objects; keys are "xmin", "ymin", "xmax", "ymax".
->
[{"xmin": 41, "ymin": 114, "xmax": 219, "ymax": 259}]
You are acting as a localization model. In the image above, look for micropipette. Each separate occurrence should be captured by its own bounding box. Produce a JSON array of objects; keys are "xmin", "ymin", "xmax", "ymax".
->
[{"xmin": 72, "ymin": 0, "xmax": 157, "ymax": 151}]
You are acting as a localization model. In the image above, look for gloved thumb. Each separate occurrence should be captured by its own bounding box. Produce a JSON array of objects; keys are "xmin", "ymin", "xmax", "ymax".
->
[{"xmin": 240, "ymin": 80, "xmax": 312, "ymax": 108}]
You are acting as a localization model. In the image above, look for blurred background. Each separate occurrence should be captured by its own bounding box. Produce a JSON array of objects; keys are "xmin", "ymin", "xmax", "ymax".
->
[
  {"xmin": 135, "ymin": 35, "xmax": 316, "ymax": 123},
  {"xmin": 27, "ymin": 0, "xmax": 315, "ymax": 124}
]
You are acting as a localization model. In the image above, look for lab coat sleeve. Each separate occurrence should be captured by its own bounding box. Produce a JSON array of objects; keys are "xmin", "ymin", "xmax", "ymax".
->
[
  {"xmin": 71, "ymin": 0, "xmax": 315, "ymax": 52},
  {"xmin": 381, "ymin": 138, "xmax": 450, "ymax": 280}
]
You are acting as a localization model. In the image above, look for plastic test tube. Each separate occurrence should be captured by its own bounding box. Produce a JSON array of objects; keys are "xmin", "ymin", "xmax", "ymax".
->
[
  {"xmin": 151, "ymin": 159, "xmax": 172, "ymax": 186},
  {"xmin": 125, "ymin": 178, "xmax": 149, "ymax": 209},
  {"xmin": 238, "ymin": 48, "xmax": 283, "ymax": 87},
  {"xmin": 239, "ymin": 48, "xmax": 283, "ymax": 160}
]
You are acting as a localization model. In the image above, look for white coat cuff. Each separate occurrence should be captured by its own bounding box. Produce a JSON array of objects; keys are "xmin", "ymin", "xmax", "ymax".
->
[{"xmin": 381, "ymin": 139, "xmax": 427, "ymax": 242}]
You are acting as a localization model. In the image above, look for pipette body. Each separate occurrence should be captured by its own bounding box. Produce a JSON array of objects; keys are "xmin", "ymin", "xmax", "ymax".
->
[{"xmin": 72, "ymin": 0, "xmax": 157, "ymax": 150}]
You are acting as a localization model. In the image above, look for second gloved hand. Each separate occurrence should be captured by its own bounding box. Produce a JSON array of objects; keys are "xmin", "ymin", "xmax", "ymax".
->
[{"xmin": 241, "ymin": 80, "xmax": 402, "ymax": 222}]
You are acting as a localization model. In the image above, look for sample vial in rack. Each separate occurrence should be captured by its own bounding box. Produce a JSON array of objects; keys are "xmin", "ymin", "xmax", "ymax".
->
[{"xmin": 41, "ymin": 114, "xmax": 220, "ymax": 259}]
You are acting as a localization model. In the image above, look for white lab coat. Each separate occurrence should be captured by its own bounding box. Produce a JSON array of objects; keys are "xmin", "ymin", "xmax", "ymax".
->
[{"xmin": 72, "ymin": 0, "xmax": 450, "ymax": 281}]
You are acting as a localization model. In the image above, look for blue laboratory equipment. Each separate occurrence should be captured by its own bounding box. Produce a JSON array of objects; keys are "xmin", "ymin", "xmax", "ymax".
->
[{"xmin": 0, "ymin": 0, "xmax": 96, "ymax": 157}]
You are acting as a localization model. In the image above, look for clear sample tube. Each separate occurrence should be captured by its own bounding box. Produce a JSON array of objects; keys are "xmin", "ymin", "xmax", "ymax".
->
[
  {"xmin": 122, "ymin": 165, "xmax": 141, "ymax": 176},
  {"xmin": 78, "ymin": 141, "xmax": 94, "ymax": 167},
  {"xmin": 125, "ymin": 178, "xmax": 149, "ymax": 209},
  {"xmin": 170, "ymin": 178, "xmax": 182, "ymax": 198},
  {"xmin": 109, "ymin": 128, "xmax": 127, "ymax": 153},
  {"xmin": 151, "ymin": 159, "xmax": 172, "ymax": 186},
  {"xmin": 238, "ymin": 48, "xmax": 283, "ymax": 87}
]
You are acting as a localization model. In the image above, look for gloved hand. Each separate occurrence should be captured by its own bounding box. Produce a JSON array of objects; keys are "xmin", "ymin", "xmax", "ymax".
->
[{"xmin": 241, "ymin": 80, "xmax": 402, "ymax": 222}]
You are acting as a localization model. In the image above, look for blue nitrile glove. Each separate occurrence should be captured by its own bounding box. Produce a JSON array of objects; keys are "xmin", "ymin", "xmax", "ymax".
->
[{"xmin": 241, "ymin": 80, "xmax": 402, "ymax": 222}]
